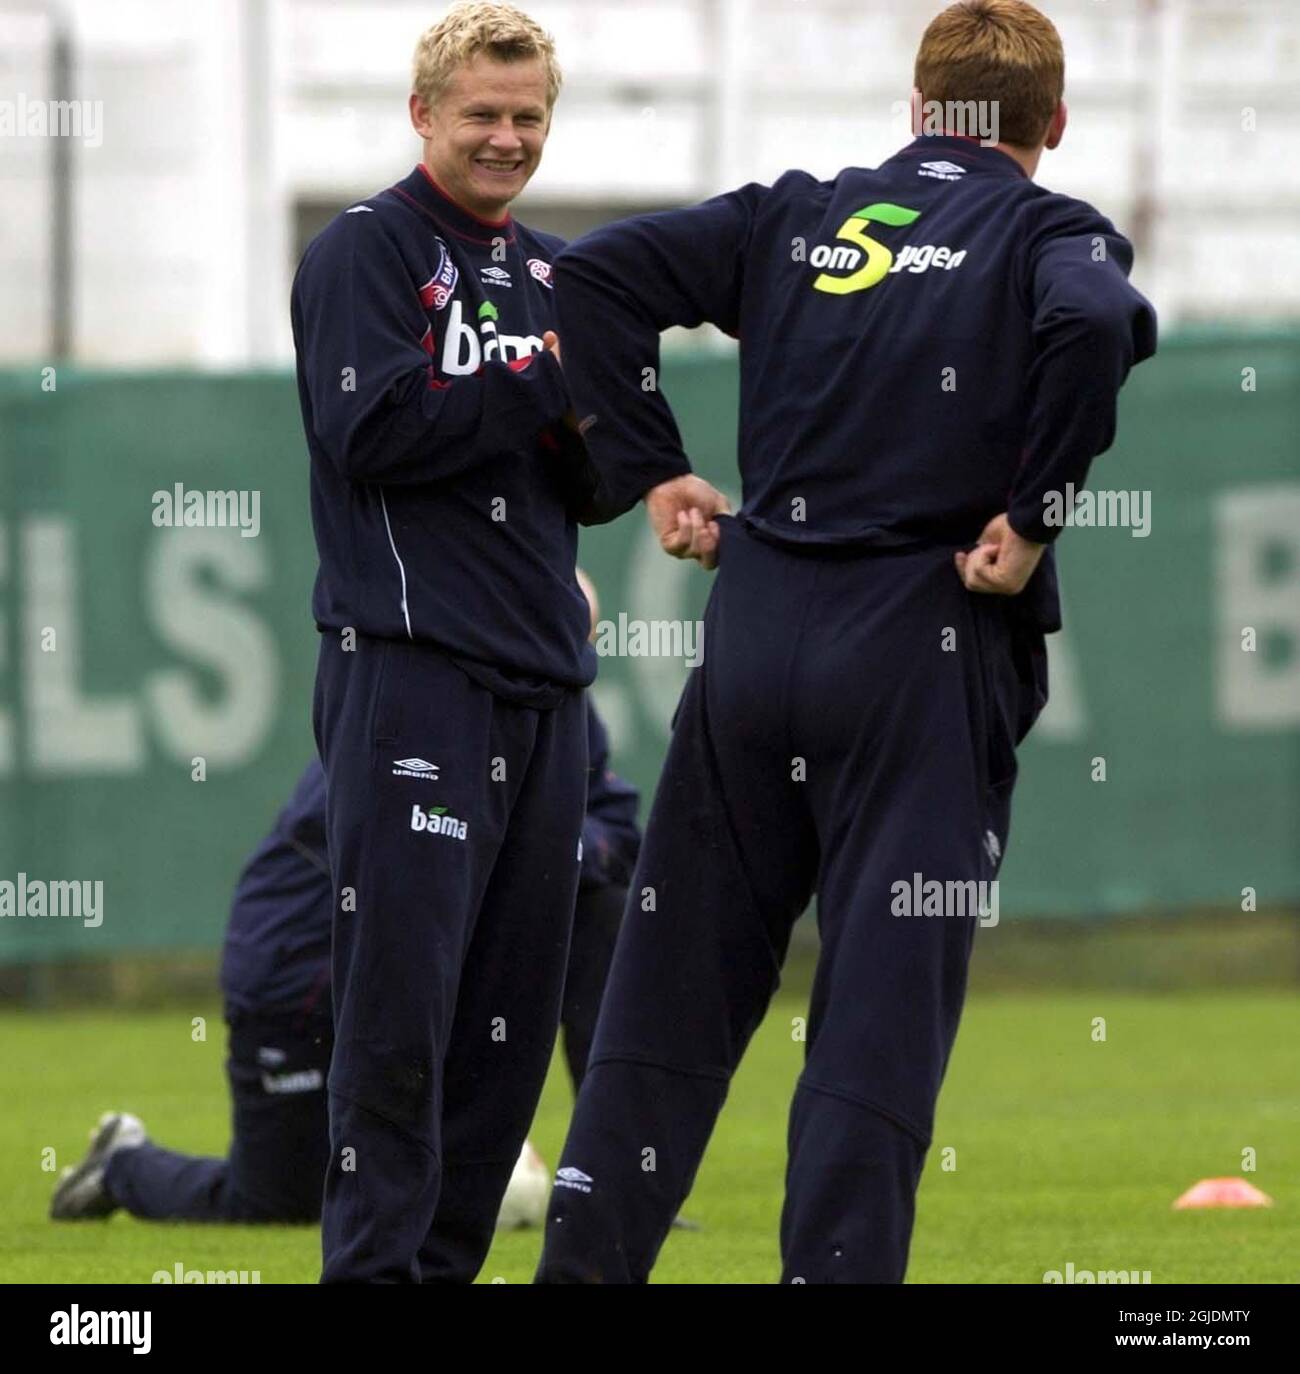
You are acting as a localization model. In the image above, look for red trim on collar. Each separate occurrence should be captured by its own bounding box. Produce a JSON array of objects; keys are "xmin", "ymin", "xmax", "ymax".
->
[{"xmin": 417, "ymin": 163, "xmax": 513, "ymax": 230}]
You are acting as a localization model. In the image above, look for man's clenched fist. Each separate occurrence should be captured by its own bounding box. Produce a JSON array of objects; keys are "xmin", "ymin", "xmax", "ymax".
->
[
  {"xmin": 644, "ymin": 475, "xmax": 731, "ymax": 570},
  {"xmin": 955, "ymin": 513, "xmax": 1046, "ymax": 596}
]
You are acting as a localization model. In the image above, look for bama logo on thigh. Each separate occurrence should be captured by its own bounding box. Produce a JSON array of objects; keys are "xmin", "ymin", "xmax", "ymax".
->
[{"xmin": 409, "ymin": 804, "xmax": 468, "ymax": 841}]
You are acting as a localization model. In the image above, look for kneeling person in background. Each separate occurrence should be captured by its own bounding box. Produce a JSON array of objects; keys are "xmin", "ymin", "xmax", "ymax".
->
[{"xmin": 50, "ymin": 694, "xmax": 639, "ymax": 1226}]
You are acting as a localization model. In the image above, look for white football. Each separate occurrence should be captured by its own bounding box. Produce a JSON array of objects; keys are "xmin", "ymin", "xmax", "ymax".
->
[{"xmin": 496, "ymin": 1139, "xmax": 551, "ymax": 1229}]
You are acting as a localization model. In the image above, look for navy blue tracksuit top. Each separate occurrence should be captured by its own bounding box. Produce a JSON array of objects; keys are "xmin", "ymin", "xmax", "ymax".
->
[
  {"xmin": 291, "ymin": 164, "xmax": 596, "ymax": 692},
  {"xmin": 554, "ymin": 136, "xmax": 1158, "ymax": 631}
]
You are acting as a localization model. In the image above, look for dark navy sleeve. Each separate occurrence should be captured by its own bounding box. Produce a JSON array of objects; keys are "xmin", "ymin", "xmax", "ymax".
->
[
  {"xmin": 1009, "ymin": 200, "xmax": 1158, "ymax": 544},
  {"xmin": 552, "ymin": 184, "xmax": 768, "ymax": 522},
  {"xmin": 283, "ymin": 759, "xmax": 329, "ymax": 872},
  {"xmin": 291, "ymin": 212, "xmax": 571, "ymax": 485},
  {"xmin": 579, "ymin": 699, "xmax": 641, "ymax": 891},
  {"xmin": 219, "ymin": 761, "xmax": 332, "ymax": 1017}
]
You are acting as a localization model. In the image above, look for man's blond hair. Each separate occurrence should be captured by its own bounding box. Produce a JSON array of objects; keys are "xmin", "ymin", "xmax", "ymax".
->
[
  {"xmin": 413, "ymin": 2, "xmax": 562, "ymax": 110},
  {"xmin": 914, "ymin": 0, "xmax": 1064, "ymax": 149}
]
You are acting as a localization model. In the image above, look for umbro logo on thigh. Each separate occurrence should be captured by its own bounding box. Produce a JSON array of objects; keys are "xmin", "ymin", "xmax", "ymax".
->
[
  {"xmin": 409, "ymin": 804, "xmax": 468, "ymax": 841},
  {"xmin": 393, "ymin": 757, "xmax": 439, "ymax": 781},
  {"xmin": 554, "ymin": 1166, "xmax": 593, "ymax": 1193}
]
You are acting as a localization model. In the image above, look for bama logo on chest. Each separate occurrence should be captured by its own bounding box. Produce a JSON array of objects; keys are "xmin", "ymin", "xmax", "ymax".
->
[{"xmin": 436, "ymin": 298, "xmax": 546, "ymax": 375}]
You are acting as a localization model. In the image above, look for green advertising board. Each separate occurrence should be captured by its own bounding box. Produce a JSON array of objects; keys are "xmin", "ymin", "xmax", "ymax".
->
[{"xmin": 0, "ymin": 333, "xmax": 1297, "ymax": 961}]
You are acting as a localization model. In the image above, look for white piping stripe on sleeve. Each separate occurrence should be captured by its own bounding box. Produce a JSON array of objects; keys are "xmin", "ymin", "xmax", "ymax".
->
[{"xmin": 378, "ymin": 490, "xmax": 413, "ymax": 640}]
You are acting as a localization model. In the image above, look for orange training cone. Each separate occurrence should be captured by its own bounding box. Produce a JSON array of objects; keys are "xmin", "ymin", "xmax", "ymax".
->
[{"xmin": 1173, "ymin": 1177, "xmax": 1273, "ymax": 1210}]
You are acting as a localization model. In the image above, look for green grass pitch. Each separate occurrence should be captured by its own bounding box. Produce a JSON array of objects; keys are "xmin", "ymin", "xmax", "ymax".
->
[{"xmin": 4, "ymin": 990, "xmax": 1295, "ymax": 1283}]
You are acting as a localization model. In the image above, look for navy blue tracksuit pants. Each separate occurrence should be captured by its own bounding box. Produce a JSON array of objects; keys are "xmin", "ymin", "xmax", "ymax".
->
[
  {"xmin": 314, "ymin": 633, "xmax": 586, "ymax": 1284},
  {"xmin": 537, "ymin": 515, "xmax": 1046, "ymax": 1284},
  {"xmin": 103, "ymin": 1011, "xmax": 331, "ymax": 1222}
]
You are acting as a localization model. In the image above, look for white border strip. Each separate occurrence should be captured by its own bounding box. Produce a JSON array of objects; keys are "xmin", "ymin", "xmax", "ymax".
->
[{"xmin": 378, "ymin": 490, "xmax": 413, "ymax": 640}]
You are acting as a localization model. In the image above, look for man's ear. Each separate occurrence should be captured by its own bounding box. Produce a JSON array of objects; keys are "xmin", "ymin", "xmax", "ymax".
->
[
  {"xmin": 410, "ymin": 92, "xmax": 434, "ymax": 139},
  {"xmin": 1044, "ymin": 99, "xmax": 1067, "ymax": 151},
  {"xmin": 910, "ymin": 87, "xmax": 925, "ymax": 137}
]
